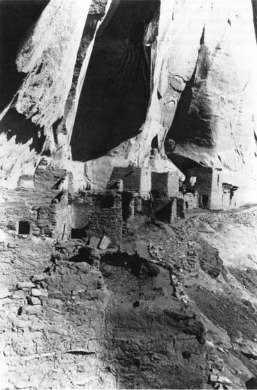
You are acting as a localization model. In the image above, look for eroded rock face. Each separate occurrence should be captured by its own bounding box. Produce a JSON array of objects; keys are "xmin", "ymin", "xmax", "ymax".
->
[
  {"xmin": 14, "ymin": 0, "xmax": 92, "ymax": 146},
  {"xmin": 0, "ymin": 0, "xmax": 111, "ymax": 187},
  {"xmin": 0, "ymin": 0, "xmax": 257, "ymax": 201},
  {"xmin": 129, "ymin": 0, "xmax": 257, "ymax": 204}
]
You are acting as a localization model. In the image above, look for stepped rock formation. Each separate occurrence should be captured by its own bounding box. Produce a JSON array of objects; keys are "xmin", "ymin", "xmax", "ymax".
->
[{"xmin": 0, "ymin": 0, "xmax": 257, "ymax": 201}]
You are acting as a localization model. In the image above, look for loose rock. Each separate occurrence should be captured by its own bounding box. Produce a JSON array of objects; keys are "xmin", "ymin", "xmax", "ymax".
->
[
  {"xmin": 30, "ymin": 297, "xmax": 42, "ymax": 306},
  {"xmin": 31, "ymin": 288, "xmax": 48, "ymax": 297},
  {"xmin": 17, "ymin": 281, "xmax": 35, "ymax": 290},
  {"xmin": 218, "ymin": 376, "xmax": 233, "ymax": 385},
  {"xmin": 31, "ymin": 273, "xmax": 48, "ymax": 283},
  {"xmin": 12, "ymin": 290, "xmax": 25, "ymax": 299},
  {"xmin": 89, "ymin": 236, "xmax": 101, "ymax": 248},
  {"xmin": 99, "ymin": 235, "xmax": 111, "ymax": 250}
]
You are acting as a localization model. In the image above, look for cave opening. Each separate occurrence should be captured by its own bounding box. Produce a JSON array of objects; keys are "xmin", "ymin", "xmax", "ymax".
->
[
  {"xmin": 0, "ymin": 0, "xmax": 50, "ymax": 111},
  {"xmin": 166, "ymin": 152, "xmax": 202, "ymax": 176},
  {"xmin": 70, "ymin": 0, "xmax": 160, "ymax": 162}
]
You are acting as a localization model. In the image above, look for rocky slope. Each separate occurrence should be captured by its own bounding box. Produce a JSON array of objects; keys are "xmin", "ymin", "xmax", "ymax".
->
[{"xmin": 1, "ymin": 206, "xmax": 257, "ymax": 389}]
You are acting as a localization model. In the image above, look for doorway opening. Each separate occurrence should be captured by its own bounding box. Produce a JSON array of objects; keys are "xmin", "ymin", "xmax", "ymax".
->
[{"xmin": 18, "ymin": 221, "xmax": 30, "ymax": 235}]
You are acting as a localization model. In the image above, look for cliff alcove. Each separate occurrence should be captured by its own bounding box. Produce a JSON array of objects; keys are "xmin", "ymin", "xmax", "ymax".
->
[{"xmin": 0, "ymin": 0, "xmax": 257, "ymax": 389}]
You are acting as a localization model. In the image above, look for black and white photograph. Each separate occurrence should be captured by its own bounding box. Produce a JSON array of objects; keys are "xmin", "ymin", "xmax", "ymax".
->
[{"xmin": 0, "ymin": 0, "xmax": 257, "ymax": 388}]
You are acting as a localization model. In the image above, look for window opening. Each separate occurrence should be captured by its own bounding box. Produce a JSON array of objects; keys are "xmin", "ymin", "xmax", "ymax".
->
[{"xmin": 18, "ymin": 221, "xmax": 30, "ymax": 235}]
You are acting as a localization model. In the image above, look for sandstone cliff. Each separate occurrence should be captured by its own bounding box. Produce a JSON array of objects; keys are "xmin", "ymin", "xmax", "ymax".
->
[
  {"xmin": 1, "ymin": 0, "xmax": 257, "ymax": 204},
  {"xmin": 128, "ymin": 0, "xmax": 257, "ymax": 205}
]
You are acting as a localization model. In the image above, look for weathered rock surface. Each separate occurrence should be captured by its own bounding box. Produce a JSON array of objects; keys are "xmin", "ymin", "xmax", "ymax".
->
[
  {"xmin": 0, "ymin": 0, "xmax": 111, "ymax": 187},
  {"xmin": 1, "ymin": 1, "xmax": 257, "ymax": 388},
  {"xmin": 129, "ymin": 0, "xmax": 257, "ymax": 204},
  {"xmin": 0, "ymin": 0, "xmax": 257, "ymax": 201}
]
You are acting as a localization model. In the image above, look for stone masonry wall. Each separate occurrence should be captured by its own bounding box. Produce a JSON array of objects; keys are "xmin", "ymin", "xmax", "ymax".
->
[
  {"xmin": 183, "ymin": 192, "xmax": 199, "ymax": 210},
  {"xmin": 108, "ymin": 167, "xmax": 151, "ymax": 198},
  {"xmin": 152, "ymin": 171, "xmax": 180, "ymax": 198},
  {"xmin": 70, "ymin": 192, "xmax": 122, "ymax": 244},
  {"xmin": 86, "ymin": 208, "xmax": 123, "ymax": 246},
  {"xmin": 0, "ymin": 188, "xmax": 59, "ymax": 237},
  {"xmin": 188, "ymin": 167, "xmax": 212, "ymax": 208}
]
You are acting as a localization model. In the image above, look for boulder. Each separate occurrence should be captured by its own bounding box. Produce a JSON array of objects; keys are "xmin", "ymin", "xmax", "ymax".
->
[
  {"xmin": 31, "ymin": 288, "xmax": 48, "ymax": 297},
  {"xmin": 89, "ymin": 236, "xmax": 101, "ymax": 249},
  {"xmin": 99, "ymin": 236, "xmax": 111, "ymax": 250},
  {"xmin": 17, "ymin": 281, "xmax": 35, "ymax": 290}
]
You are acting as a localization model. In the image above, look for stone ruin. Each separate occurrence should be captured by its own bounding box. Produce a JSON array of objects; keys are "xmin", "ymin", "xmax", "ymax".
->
[
  {"xmin": 1, "ymin": 0, "xmax": 257, "ymax": 388},
  {"xmin": 0, "ymin": 157, "xmax": 243, "ymax": 251},
  {"xmin": 0, "ymin": 162, "xmax": 180, "ymax": 247},
  {"xmin": 187, "ymin": 167, "xmax": 239, "ymax": 211}
]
